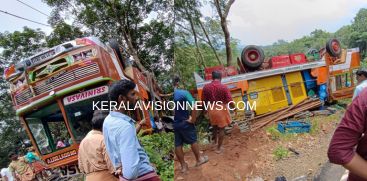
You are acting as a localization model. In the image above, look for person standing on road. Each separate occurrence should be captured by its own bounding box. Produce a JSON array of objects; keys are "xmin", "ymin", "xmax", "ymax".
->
[
  {"xmin": 202, "ymin": 71, "xmax": 235, "ymax": 154},
  {"xmin": 173, "ymin": 76, "xmax": 208, "ymax": 173},
  {"xmin": 103, "ymin": 80, "xmax": 160, "ymax": 181},
  {"xmin": 328, "ymin": 89, "xmax": 367, "ymax": 180},
  {"xmin": 352, "ymin": 68, "xmax": 367, "ymax": 99},
  {"xmin": 1, "ymin": 168, "xmax": 14, "ymax": 181},
  {"xmin": 78, "ymin": 110, "xmax": 118, "ymax": 181}
]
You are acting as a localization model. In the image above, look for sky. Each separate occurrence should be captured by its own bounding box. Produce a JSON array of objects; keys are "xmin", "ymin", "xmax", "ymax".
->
[
  {"xmin": 0, "ymin": 0, "xmax": 52, "ymax": 34},
  {"xmin": 202, "ymin": 0, "xmax": 367, "ymax": 46},
  {"xmin": 0, "ymin": 0, "xmax": 367, "ymax": 46}
]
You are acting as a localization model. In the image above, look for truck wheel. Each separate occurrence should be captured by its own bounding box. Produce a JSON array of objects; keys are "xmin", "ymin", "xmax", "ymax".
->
[
  {"xmin": 241, "ymin": 45, "xmax": 265, "ymax": 69},
  {"xmin": 108, "ymin": 39, "xmax": 127, "ymax": 67},
  {"xmin": 326, "ymin": 39, "xmax": 341, "ymax": 57}
]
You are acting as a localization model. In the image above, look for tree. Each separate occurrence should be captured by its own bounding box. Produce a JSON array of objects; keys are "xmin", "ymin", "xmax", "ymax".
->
[
  {"xmin": 43, "ymin": 0, "xmax": 174, "ymax": 74},
  {"xmin": 0, "ymin": 27, "xmax": 46, "ymax": 64},
  {"xmin": 213, "ymin": 0, "xmax": 235, "ymax": 66},
  {"xmin": 46, "ymin": 22, "xmax": 84, "ymax": 47},
  {"xmin": 350, "ymin": 8, "xmax": 367, "ymax": 58},
  {"xmin": 0, "ymin": 27, "xmax": 46, "ymax": 167}
]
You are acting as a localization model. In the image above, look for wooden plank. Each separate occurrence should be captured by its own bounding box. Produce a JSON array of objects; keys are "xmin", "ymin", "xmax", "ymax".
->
[{"xmin": 251, "ymin": 99, "xmax": 321, "ymax": 131}]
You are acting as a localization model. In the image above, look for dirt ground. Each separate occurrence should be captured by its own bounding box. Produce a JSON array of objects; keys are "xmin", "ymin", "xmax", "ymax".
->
[{"xmin": 174, "ymin": 108, "xmax": 345, "ymax": 181}]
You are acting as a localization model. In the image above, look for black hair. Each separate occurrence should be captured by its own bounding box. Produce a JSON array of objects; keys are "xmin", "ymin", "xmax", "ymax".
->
[
  {"xmin": 173, "ymin": 75, "xmax": 180, "ymax": 86},
  {"xmin": 91, "ymin": 110, "xmax": 109, "ymax": 130},
  {"xmin": 212, "ymin": 70, "xmax": 222, "ymax": 80},
  {"xmin": 109, "ymin": 79, "xmax": 136, "ymax": 102},
  {"xmin": 356, "ymin": 68, "xmax": 367, "ymax": 78},
  {"xmin": 8, "ymin": 152, "xmax": 16, "ymax": 158}
]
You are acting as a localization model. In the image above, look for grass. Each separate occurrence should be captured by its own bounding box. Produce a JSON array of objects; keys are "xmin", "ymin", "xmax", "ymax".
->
[
  {"xmin": 309, "ymin": 117, "xmax": 320, "ymax": 135},
  {"xmin": 266, "ymin": 124, "xmax": 298, "ymax": 141},
  {"xmin": 273, "ymin": 146, "xmax": 289, "ymax": 160}
]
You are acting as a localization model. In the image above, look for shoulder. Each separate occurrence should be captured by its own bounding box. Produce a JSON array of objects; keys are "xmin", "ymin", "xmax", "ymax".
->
[
  {"xmin": 174, "ymin": 89, "xmax": 186, "ymax": 98},
  {"xmin": 203, "ymin": 82, "xmax": 213, "ymax": 89},
  {"xmin": 9, "ymin": 161, "xmax": 15, "ymax": 167},
  {"xmin": 358, "ymin": 89, "xmax": 367, "ymax": 103}
]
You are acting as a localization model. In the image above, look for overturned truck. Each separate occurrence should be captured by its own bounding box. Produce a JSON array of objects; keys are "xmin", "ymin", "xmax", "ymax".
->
[
  {"xmin": 194, "ymin": 39, "xmax": 361, "ymax": 131},
  {"xmin": 3, "ymin": 37, "xmax": 165, "ymax": 179}
]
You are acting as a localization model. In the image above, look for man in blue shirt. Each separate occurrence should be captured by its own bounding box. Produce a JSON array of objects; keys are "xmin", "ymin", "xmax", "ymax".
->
[
  {"xmin": 103, "ymin": 80, "xmax": 160, "ymax": 181},
  {"xmin": 353, "ymin": 68, "xmax": 367, "ymax": 99},
  {"xmin": 173, "ymin": 76, "xmax": 208, "ymax": 173}
]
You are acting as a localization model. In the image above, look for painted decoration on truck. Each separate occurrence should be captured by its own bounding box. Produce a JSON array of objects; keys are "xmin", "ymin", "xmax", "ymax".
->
[{"xmin": 63, "ymin": 86, "xmax": 108, "ymax": 105}]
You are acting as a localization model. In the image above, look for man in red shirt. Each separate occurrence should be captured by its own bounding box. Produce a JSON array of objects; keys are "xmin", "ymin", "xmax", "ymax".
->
[
  {"xmin": 202, "ymin": 71, "xmax": 235, "ymax": 154},
  {"xmin": 328, "ymin": 89, "xmax": 367, "ymax": 180}
]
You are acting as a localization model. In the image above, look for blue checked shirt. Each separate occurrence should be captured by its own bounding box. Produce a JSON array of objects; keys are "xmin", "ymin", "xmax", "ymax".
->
[{"xmin": 103, "ymin": 111, "xmax": 154, "ymax": 180}]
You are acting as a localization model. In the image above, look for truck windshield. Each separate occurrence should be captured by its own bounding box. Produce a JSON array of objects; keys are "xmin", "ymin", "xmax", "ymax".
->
[
  {"xmin": 25, "ymin": 103, "xmax": 72, "ymax": 155},
  {"xmin": 64, "ymin": 93, "xmax": 109, "ymax": 142}
]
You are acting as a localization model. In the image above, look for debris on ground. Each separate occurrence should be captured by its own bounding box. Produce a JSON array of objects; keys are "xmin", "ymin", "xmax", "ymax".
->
[
  {"xmin": 311, "ymin": 110, "xmax": 333, "ymax": 116},
  {"xmin": 294, "ymin": 111, "xmax": 313, "ymax": 119},
  {"xmin": 288, "ymin": 147, "xmax": 300, "ymax": 156},
  {"xmin": 174, "ymin": 106, "xmax": 346, "ymax": 181},
  {"xmin": 250, "ymin": 98, "xmax": 321, "ymax": 131}
]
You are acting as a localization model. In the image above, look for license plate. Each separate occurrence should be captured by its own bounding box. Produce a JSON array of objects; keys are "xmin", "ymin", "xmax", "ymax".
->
[{"xmin": 58, "ymin": 164, "xmax": 83, "ymax": 178}]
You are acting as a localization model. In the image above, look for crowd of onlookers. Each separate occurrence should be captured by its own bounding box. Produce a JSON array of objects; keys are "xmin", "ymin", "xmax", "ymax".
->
[{"xmin": 0, "ymin": 147, "xmax": 51, "ymax": 181}]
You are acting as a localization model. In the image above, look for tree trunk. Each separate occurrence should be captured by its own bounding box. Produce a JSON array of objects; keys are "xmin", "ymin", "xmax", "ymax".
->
[
  {"xmin": 198, "ymin": 19, "xmax": 222, "ymax": 65},
  {"xmin": 122, "ymin": 30, "xmax": 147, "ymax": 72},
  {"xmin": 111, "ymin": 1, "xmax": 147, "ymax": 72},
  {"xmin": 185, "ymin": 4, "xmax": 206, "ymax": 68},
  {"xmin": 221, "ymin": 18, "xmax": 232, "ymax": 66},
  {"xmin": 214, "ymin": 0, "xmax": 235, "ymax": 67}
]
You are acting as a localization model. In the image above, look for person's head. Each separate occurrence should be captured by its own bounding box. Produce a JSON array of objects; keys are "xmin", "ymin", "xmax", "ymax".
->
[
  {"xmin": 356, "ymin": 68, "xmax": 367, "ymax": 84},
  {"xmin": 91, "ymin": 110, "xmax": 109, "ymax": 131},
  {"xmin": 27, "ymin": 146, "xmax": 35, "ymax": 152},
  {"xmin": 109, "ymin": 79, "xmax": 137, "ymax": 111},
  {"xmin": 173, "ymin": 75, "xmax": 180, "ymax": 88},
  {"xmin": 212, "ymin": 71, "xmax": 222, "ymax": 81},
  {"xmin": 8, "ymin": 152, "xmax": 17, "ymax": 161}
]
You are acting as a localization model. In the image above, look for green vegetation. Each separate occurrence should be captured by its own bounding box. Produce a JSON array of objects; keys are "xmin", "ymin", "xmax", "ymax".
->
[
  {"xmin": 273, "ymin": 146, "xmax": 289, "ymax": 160},
  {"xmin": 139, "ymin": 132, "xmax": 174, "ymax": 181},
  {"xmin": 266, "ymin": 124, "xmax": 298, "ymax": 141},
  {"xmin": 310, "ymin": 118, "xmax": 320, "ymax": 135},
  {"xmin": 266, "ymin": 126, "xmax": 282, "ymax": 140},
  {"xmin": 263, "ymin": 8, "xmax": 367, "ymax": 59}
]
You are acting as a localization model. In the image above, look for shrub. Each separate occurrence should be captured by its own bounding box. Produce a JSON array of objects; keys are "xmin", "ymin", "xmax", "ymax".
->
[
  {"xmin": 139, "ymin": 132, "xmax": 174, "ymax": 181},
  {"xmin": 273, "ymin": 146, "xmax": 289, "ymax": 160}
]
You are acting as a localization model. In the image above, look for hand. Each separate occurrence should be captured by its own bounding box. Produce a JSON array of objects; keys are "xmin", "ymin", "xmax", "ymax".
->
[
  {"xmin": 139, "ymin": 119, "xmax": 147, "ymax": 126},
  {"xmin": 114, "ymin": 167, "xmax": 122, "ymax": 176},
  {"xmin": 186, "ymin": 116, "xmax": 193, "ymax": 124}
]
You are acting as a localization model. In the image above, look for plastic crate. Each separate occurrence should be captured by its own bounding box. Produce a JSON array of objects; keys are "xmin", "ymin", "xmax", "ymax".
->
[
  {"xmin": 225, "ymin": 66, "xmax": 238, "ymax": 76},
  {"xmin": 204, "ymin": 65, "xmax": 226, "ymax": 80},
  {"xmin": 270, "ymin": 55, "xmax": 291, "ymax": 68},
  {"xmin": 290, "ymin": 53, "xmax": 307, "ymax": 65},
  {"xmin": 277, "ymin": 120, "xmax": 311, "ymax": 134}
]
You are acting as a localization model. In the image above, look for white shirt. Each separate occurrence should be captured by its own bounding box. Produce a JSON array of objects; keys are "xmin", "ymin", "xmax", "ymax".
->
[
  {"xmin": 353, "ymin": 80, "xmax": 367, "ymax": 99},
  {"xmin": 1, "ymin": 168, "xmax": 14, "ymax": 181}
]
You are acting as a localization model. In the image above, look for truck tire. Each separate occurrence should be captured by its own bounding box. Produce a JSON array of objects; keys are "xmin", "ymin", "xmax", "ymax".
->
[
  {"xmin": 108, "ymin": 39, "xmax": 127, "ymax": 68},
  {"xmin": 241, "ymin": 45, "xmax": 265, "ymax": 69},
  {"xmin": 325, "ymin": 39, "xmax": 341, "ymax": 57}
]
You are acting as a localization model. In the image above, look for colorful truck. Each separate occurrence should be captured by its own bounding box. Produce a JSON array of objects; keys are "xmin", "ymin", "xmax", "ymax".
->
[
  {"xmin": 195, "ymin": 39, "xmax": 361, "ymax": 117},
  {"xmin": 3, "ymin": 37, "xmax": 162, "ymax": 178}
]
